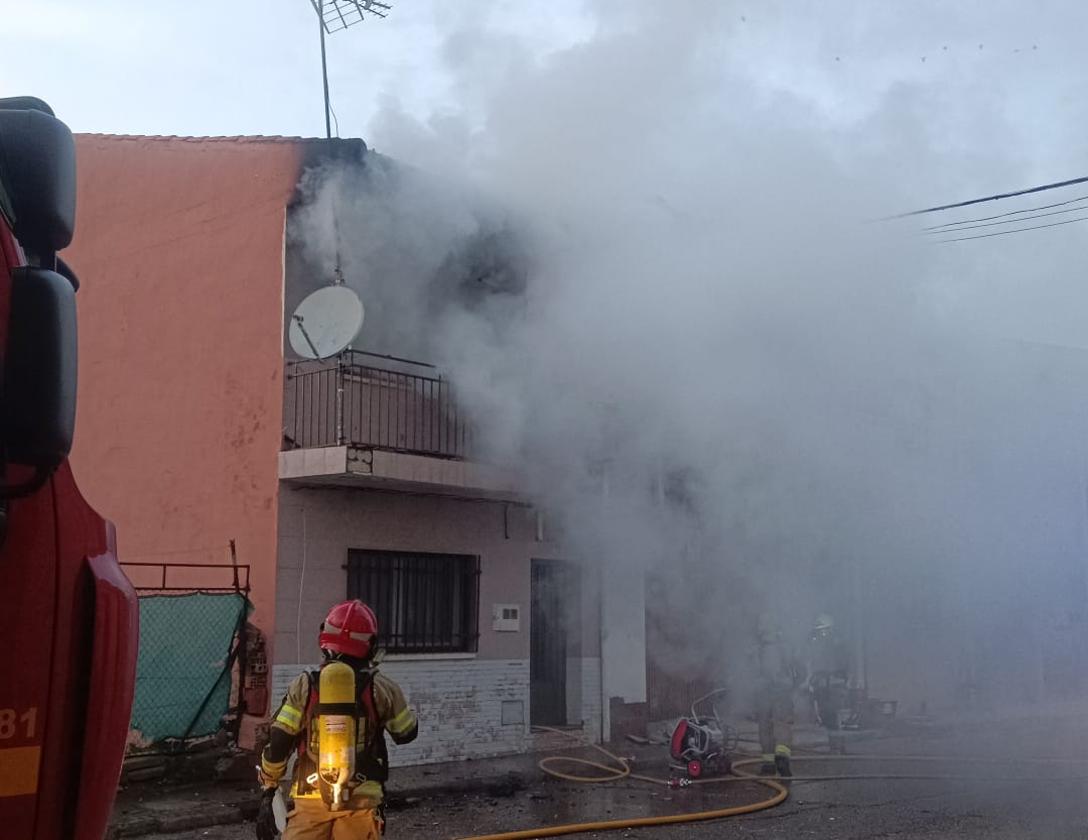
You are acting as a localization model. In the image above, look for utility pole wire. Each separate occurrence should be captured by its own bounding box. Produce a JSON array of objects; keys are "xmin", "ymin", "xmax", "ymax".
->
[
  {"xmin": 923, "ymin": 192, "xmax": 1088, "ymax": 231},
  {"xmin": 887, "ymin": 175, "xmax": 1088, "ymax": 220},
  {"xmin": 924, "ymin": 203, "xmax": 1088, "ymax": 235},
  {"xmin": 936, "ymin": 213, "xmax": 1088, "ymax": 243}
]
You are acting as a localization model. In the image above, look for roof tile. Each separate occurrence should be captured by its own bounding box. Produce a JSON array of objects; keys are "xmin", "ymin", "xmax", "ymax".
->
[{"xmin": 76, "ymin": 133, "xmax": 332, "ymax": 144}]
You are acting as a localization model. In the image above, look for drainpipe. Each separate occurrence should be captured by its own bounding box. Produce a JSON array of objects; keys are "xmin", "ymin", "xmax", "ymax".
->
[
  {"xmin": 598, "ymin": 566, "xmax": 607, "ymax": 744},
  {"xmin": 598, "ymin": 466, "xmax": 611, "ymax": 744}
]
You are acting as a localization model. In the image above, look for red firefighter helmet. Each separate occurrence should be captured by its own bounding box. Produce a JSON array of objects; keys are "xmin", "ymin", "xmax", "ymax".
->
[{"xmin": 318, "ymin": 599, "xmax": 378, "ymax": 659}]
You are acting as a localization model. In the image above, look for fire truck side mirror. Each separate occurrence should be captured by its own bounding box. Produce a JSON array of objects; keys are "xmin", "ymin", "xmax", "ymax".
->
[
  {"xmin": 0, "ymin": 101, "xmax": 77, "ymax": 260},
  {"xmin": 2, "ymin": 266, "xmax": 77, "ymax": 469}
]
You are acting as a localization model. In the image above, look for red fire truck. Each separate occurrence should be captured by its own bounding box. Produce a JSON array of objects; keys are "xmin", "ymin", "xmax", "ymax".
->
[{"xmin": 0, "ymin": 97, "xmax": 139, "ymax": 839}]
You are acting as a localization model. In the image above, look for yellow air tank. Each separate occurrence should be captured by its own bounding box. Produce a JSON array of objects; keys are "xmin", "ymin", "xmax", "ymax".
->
[{"xmin": 317, "ymin": 660, "xmax": 357, "ymax": 810}]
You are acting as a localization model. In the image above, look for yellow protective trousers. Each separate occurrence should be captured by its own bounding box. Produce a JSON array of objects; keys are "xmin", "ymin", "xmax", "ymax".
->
[
  {"xmin": 756, "ymin": 682, "xmax": 794, "ymax": 758},
  {"xmin": 283, "ymin": 799, "xmax": 383, "ymax": 840}
]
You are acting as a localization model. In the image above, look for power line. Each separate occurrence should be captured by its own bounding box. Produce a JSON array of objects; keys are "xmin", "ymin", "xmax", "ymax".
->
[
  {"xmin": 935, "ymin": 213, "xmax": 1088, "ymax": 243},
  {"xmin": 889, "ymin": 175, "xmax": 1088, "ymax": 220},
  {"xmin": 924, "ymin": 203, "xmax": 1088, "ymax": 235},
  {"xmin": 329, "ymin": 101, "xmax": 341, "ymax": 137},
  {"xmin": 923, "ymin": 192, "xmax": 1088, "ymax": 231}
]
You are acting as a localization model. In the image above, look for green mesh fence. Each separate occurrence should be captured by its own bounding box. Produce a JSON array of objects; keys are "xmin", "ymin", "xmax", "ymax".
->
[{"xmin": 130, "ymin": 592, "xmax": 249, "ymax": 745}]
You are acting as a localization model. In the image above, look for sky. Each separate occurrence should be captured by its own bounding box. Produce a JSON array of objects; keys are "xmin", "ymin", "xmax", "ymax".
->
[
  {"xmin": 0, "ymin": 1, "xmax": 592, "ymax": 139},
  {"xmin": 2, "ymin": 3, "xmax": 1083, "ymax": 198},
  {"xmin": 0, "ymin": 2, "xmax": 1080, "ymax": 157}
]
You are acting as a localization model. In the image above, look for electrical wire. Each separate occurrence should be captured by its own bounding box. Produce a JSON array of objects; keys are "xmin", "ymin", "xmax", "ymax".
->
[
  {"xmin": 888, "ymin": 174, "xmax": 1088, "ymax": 219},
  {"xmin": 935, "ymin": 213, "xmax": 1088, "ymax": 243},
  {"xmin": 295, "ymin": 508, "xmax": 308, "ymax": 664},
  {"xmin": 923, "ymin": 192, "xmax": 1088, "ymax": 230},
  {"xmin": 924, "ymin": 203, "xmax": 1088, "ymax": 234},
  {"xmin": 329, "ymin": 101, "xmax": 341, "ymax": 138}
]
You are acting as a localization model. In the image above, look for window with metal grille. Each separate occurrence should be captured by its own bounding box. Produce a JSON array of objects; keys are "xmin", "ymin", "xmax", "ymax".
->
[{"xmin": 346, "ymin": 550, "xmax": 480, "ymax": 654}]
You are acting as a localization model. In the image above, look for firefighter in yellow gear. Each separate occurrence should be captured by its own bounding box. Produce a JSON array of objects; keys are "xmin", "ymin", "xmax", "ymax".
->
[
  {"xmin": 256, "ymin": 600, "xmax": 418, "ymax": 840},
  {"xmin": 752, "ymin": 612, "xmax": 804, "ymax": 777},
  {"xmin": 806, "ymin": 612, "xmax": 850, "ymax": 754}
]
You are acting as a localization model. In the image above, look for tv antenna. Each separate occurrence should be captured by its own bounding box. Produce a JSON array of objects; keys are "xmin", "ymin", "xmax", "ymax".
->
[{"xmin": 308, "ymin": 1, "xmax": 392, "ymax": 139}]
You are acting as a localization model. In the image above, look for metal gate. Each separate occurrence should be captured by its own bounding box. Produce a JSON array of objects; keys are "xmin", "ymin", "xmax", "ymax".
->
[{"xmin": 530, "ymin": 559, "xmax": 571, "ymax": 726}]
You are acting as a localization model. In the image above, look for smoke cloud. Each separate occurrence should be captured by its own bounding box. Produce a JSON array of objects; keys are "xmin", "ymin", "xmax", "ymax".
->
[{"xmin": 290, "ymin": 1, "xmax": 1088, "ymax": 715}]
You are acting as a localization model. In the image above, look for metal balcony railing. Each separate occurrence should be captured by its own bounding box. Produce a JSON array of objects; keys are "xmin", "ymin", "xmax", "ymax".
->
[{"xmin": 283, "ymin": 350, "xmax": 470, "ymax": 459}]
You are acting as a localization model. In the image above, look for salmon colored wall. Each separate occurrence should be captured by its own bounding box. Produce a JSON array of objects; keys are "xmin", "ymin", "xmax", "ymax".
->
[{"xmin": 65, "ymin": 135, "xmax": 305, "ymax": 649}]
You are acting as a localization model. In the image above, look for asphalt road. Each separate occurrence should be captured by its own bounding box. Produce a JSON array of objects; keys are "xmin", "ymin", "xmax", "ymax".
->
[
  {"xmin": 143, "ymin": 772, "xmax": 1088, "ymax": 839},
  {"xmin": 140, "ymin": 719, "xmax": 1088, "ymax": 840}
]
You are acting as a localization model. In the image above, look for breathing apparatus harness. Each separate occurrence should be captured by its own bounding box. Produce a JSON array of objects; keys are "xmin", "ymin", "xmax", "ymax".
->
[{"xmin": 295, "ymin": 653, "xmax": 389, "ymax": 811}]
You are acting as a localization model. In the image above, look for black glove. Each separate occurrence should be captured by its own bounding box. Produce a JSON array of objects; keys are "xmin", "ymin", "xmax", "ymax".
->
[{"xmin": 255, "ymin": 788, "xmax": 278, "ymax": 840}]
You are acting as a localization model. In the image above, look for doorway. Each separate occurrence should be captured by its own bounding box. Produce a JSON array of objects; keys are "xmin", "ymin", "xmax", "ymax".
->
[
  {"xmin": 645, "ymin": 572, "xmax": 715, "ymax": 721},
  {"xmin": 530, "ymin": 559, "xmax": 579, "ymax": 726}
]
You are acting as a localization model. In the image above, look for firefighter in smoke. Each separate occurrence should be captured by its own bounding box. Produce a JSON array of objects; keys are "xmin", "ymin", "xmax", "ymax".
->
[
  {"xmin": 806, "ymin": 612, "xmax": 851, "ymax": 754},
  {"xmin": 752, "ymin": 612, "xmax": 804, "ymax": 777},
  {"xmin": 256, "ymin": 600, "xmax": 418, "ymax": 840}
]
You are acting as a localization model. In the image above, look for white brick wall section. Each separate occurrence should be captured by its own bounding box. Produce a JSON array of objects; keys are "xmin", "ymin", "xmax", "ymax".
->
[{"xmin": 271, "ymin": 660, "xmax": 530, "ymax": 767}]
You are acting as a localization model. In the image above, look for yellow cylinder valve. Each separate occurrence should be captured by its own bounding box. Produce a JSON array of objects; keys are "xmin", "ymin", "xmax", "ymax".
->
[{"xmin": 317, "ymin": 660, "xmax": 357, "ymax": 810}]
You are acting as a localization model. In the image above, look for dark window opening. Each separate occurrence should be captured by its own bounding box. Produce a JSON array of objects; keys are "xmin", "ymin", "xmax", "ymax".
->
[{"xmin": 347, "ymin": 550, "xmax": 480, "ymax": 654}]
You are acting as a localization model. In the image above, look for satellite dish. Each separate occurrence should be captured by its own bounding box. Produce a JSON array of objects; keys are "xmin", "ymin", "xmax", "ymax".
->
[{"xmin": 289, "ymin": 285, "xmax": 364, "ymax": 360}]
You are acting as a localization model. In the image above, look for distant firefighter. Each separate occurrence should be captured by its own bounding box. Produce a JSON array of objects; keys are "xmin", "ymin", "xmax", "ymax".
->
[
  {"xmin": 752, "ymin": 612, "xmax": 805, "ymax": 776},
  {"xmin": 806, "ymin": 612, "xmax": 851, "ymax": 754}
]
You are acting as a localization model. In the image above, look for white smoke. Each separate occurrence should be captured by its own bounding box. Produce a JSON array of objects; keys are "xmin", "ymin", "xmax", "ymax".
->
[{"xmin": 291, "ymin": 1, "xmax": 1088, "ymax": 713}]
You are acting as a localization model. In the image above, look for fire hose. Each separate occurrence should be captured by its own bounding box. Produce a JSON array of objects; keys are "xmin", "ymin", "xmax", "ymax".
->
[
  {"xmin": 457, "ymin": 730, "xmax": 788, "ymax": 840},
  {"xmin": 457, "ymin": 728, "xmax": 1088, "ymax": 840}
]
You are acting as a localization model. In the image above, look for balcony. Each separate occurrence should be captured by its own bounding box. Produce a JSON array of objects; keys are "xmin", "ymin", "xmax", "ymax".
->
[
  {"xmin": 283, "ymin": 350, "xmax": 469, "ymax": 458},
  {"xmin": 280, "ymin": 351, "xmax": 519, "ymax": 498}
]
